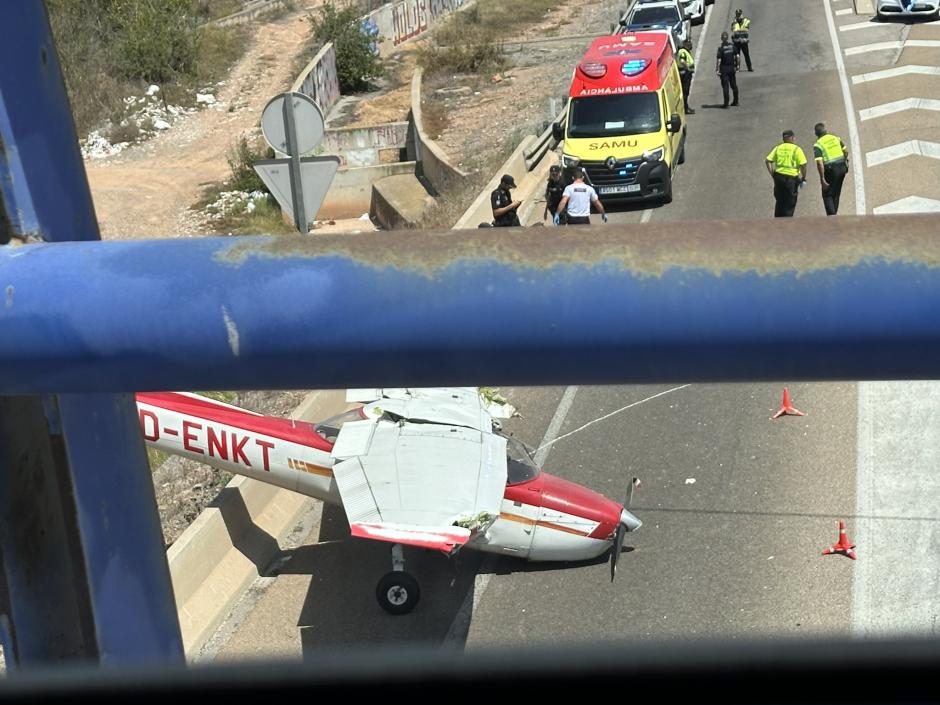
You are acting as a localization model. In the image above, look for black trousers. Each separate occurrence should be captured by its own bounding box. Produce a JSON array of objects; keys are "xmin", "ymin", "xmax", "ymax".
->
[
  {"xmin": 734, "ymin": 40, "xmax": 752, "ymax": 70},
  {"xmin": 680, "ymin": 71, "xmax": 693, "ymax": 111},
  {"xmin": 720, "ymin": 71, "xmax": 738, "ymax": 106},
  {"xmin": 821, "ymin": 162, "xmax": 848, "ymax": 215},
  {"xmin": 773, "ymin": 173, "xmax": 800, "ymax": 217},
  {"xmin": 566, "ymin": 215, "xmax": 590, "ymax": 225}
]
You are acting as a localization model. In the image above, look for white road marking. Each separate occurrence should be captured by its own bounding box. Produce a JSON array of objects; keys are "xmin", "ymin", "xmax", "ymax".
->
[
  {"xmin": 839, "ymin": 20, "xmax": 881, "ymax": 30},
  {"xmin": 866, "ymin": 139, "xmax": 940, "ymax": 166},
  {"xmin": 853, "ymin": 382, "xmax": 940, "ymax": 638},
  {"xmin": 852, "ymin": 65, "xmax": 940, "ymax": 83},
  {"xmin": 845, "ymin": 39, "xmax": 940, "ymax": 55},
  {"xmin": 534, "ymin": 386, "xmax": 579, "ymax": 467},
  {"xmin": 824, "ymin": 0, "xmax": 867, "ymax": 214},
  {"xmin": 860, "ymin": 97, "xmax": 940, "ymax": 120},
  {"xmin": 535, "ymin": 384, "xmax": 691, "ymax": 455},
  {"xmin": 835, "ymin": 7, "xmax": 854, "ymax": 15},
  {"xmin": 873, "ymin": 195, "xmax": 940, "ymax": 213}
]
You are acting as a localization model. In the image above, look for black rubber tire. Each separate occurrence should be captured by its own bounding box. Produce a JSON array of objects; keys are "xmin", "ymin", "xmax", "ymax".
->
[
  {"xmin": 662, "ymin": 183, "xmax": 673, "ymax": 205},
  {"xmin": 678, "ymin": 142, "xmax": 686, "ymax": 165},
  {"xmin": 376, "ymin": 571, "xmax": 420, "ymax": 615}
]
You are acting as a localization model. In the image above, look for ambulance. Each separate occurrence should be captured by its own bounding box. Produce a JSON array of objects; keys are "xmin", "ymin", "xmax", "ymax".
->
[{"xmin": 552, "ymin": 32, "xmax": 687, "ymax": 204}]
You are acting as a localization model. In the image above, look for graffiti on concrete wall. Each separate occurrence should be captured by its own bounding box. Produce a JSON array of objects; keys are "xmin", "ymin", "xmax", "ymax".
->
[
  {"xmin": 392, "ymin": 0, "xmax": 464, "ymax": 45},
  {"xmin": 299, "ymin": 44, "xmax": 340, "ymax": 116}
]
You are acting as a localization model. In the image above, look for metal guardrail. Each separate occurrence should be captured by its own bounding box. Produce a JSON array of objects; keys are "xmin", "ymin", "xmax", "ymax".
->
[{"xmin": 524, "ymin": 105, "xmax": 567, "ymax": 171}]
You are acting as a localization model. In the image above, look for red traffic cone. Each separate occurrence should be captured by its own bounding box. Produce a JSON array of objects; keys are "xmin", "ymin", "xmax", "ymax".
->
[
  {"xmin": 822, "ymin": 520, "xmax": 857, "ymax": 560},
  {"xmin": 771, "ymin": 387, "xmax": 805, "ymax": 419}
]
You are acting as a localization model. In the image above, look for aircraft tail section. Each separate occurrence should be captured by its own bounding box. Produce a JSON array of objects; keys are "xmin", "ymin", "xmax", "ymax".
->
[{"xmin": 135, "ymin": 392, "xmax": 339, "ymax": 504}]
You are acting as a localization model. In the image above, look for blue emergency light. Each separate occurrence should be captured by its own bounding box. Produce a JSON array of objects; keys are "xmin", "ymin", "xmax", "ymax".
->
[{"xmin": 621, "ymin": 58, "xmax": 649, "ymax": 76}]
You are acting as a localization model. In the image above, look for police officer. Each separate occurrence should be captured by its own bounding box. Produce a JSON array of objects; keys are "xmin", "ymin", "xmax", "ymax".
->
[
  {"xmin": 543, "ymin": 164, "xmax": 566, "ymax": 224},
  {"xmin": 491, "ymin": 173, "xmax": 522, "ymax": 227},
  {"xmin": 765, "ymin": 129, "xmax": 807, "ymax": 218},
  {"xmin": 677, "ymin": 38, "xmax": 696, "ymax": 115},
  {"xmin": 555, "ymin": 168, "xmax": 607, "ymax": 226},
  {"xmin": 715, "ymin": 32, "xmax": 739, "ymax": 108},
  {"xmin": 813, "ymin": 122, "xmax": 849, "ymax": 216},
  {"xmin": 731, "ymin": 8, "xmax": 753, "ymax": 72}
]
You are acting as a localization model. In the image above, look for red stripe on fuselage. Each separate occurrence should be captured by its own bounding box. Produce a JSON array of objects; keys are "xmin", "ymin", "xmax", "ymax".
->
[
  {"xmin": 136, "ymin": 392, "xmax": 334, "ymax": 452},
  {"xmin": 504, "ymin": 472, "xmax": 622, "ymax": 540}
]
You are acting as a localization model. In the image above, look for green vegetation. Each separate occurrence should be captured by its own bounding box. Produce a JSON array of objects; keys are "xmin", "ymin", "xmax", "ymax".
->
[
  {"xmin": 45, "ymin": 0, "xmax": 252, "ymax": 136},
  {"xmin": 307, "ymin": 2, "xmax": 384, "ymax": 92}
]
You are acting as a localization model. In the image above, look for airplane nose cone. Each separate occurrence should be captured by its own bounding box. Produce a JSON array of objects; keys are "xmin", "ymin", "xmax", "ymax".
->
[{"xmin": 620, "ymin": 507, "xmax": 642, "ymax": 532}]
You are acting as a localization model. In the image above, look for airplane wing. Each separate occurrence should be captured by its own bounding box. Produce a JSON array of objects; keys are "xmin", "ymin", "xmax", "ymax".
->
[
  {"xmin": 346, "ymin": 387, "xmax": 518, "ymax": 431},
  {"xmin": 330, "ymin": 417, "xmax": 508, "ymax": 552}
]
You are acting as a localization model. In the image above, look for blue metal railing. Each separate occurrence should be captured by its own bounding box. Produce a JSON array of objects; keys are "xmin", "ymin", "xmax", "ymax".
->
[{"xmin": 2, "ymin": 1, "xmax": 940, "ymax": 672}]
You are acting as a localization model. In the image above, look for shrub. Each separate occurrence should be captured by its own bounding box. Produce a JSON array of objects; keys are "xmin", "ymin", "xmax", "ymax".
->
[
  {"xmin": 308, "ymin": 2, "xmax": 384, "ymax": 93},
  {"xmin": 226, "ymin": 137, "xmax": 272, "ymax": 194},
  {"xmin": 107, "ymin": 0, "xmax": 200, "ymax": 84}
]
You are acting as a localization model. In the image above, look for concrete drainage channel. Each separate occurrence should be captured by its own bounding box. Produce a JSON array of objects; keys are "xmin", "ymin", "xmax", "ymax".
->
[{"xmin": 167, "ymin": 389, "xmax": 349, "ymax": 658}]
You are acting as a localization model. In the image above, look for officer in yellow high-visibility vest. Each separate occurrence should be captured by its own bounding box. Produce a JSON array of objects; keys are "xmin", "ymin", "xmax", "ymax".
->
[
  {"xmin": 813, "ymin": 122, "xmax": 849, "ymax": 216},
  {"xmin": 765, "ymin": 129, "xmax": 807, "ymax": 218},
  {"xmin": 677, "ymin": 39, "xmax": 695, "ymax": 115},
  {"xmin": 732, "ymin": 9, "xmax": 752, "ymax": 72}
]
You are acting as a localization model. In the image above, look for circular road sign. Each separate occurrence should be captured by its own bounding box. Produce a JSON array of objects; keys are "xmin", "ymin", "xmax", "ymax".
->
[{"xmin": 260, "ymin": 92, "xmax": 324, "ymax": 156}]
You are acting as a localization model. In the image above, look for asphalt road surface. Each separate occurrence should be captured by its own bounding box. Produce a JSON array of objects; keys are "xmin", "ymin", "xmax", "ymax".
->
[{"xmin": 202, "ymin": 0, "xmax": 940, "ymax": 662}]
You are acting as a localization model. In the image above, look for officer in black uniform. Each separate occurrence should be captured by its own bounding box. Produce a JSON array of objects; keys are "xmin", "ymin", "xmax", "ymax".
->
[
  {"xmin": 543, "ymin": 165, "xmax": 566, "ymax": 224},
  {"xmin": 715, "ymin": 31, "xmax": 739, "ymax": 108},
  {"xmin": 491, "ymin": 173, "xmax": 522, "ymax": 227}
]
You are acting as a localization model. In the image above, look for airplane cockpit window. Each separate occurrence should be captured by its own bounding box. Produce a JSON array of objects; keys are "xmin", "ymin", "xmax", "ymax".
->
[
  {"xmin": 500, "ymin": 432, "xmax": 540, "ymax": 485},
  {"xmin": 314, "ymin": 407, "xmax": 367, "ymax": 443}
]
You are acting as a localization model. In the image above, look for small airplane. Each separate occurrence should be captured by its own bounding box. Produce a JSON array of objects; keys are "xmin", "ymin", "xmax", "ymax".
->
[{"xmin": 135, "ymin": 387, "xmax": 642, "ymax": 614}]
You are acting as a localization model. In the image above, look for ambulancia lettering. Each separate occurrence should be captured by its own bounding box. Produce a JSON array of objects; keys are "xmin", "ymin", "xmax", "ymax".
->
[{"xmin": 578, "ymin": 85, "xmax": 649, "ymax": 95}]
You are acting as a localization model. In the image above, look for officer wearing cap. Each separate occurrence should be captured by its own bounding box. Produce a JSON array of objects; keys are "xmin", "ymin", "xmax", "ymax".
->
[
  {"xmin": 715, "ymin": 31, "xmax": 739, "ymax": 108},
  {"xmin": 813, "ymin": 122, "xmax": 849, "ymax": 216},
  {"xmin": 731, "ymin": 8, "xmax": 752, "ymax": 72},
  {"xmin": 491, "ymin": 173, "xmax": 522, "ymax": 227},
  {"xmin": 677, "ymin": 39, "xmax": 696, "ymax": 115},
  {"xmin": 543, "ymin": 164, "xmax": 566, "ymax": 224},
  {"xmin": 765, "ymin": 129, "xmax": 807, "ymax": 217}
]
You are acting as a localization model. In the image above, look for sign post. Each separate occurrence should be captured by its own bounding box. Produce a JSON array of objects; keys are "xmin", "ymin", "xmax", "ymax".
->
[{"xmin": 255, "ymin": 92, "xmax": 339, "ymax": 233}]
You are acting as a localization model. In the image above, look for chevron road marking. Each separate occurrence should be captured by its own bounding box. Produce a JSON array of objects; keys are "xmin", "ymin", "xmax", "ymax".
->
[
  {"xmin": 845, "ymin": 39, "xmax": 940, "ymax": 55},
  {"xmin": 873, "ymin": 195, "xmax": 940, "ymax": 214},
  {"xmin": 860, "ymin": 97, "xmax": 940, "ymax": 120},
  {"xmin": 836, "ymin": 8, "xmax": 854, "ymax": 15},
  {"xmin": 866, "ymin": 139, "xmax": 940, "ymax": 166},
  {"xmin": 852, "ymin": 64, "xmax": 940, "ymax": 83}
]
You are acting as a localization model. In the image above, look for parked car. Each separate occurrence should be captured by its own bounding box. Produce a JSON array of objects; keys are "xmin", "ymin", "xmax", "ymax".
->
[
  {"xmin": 620, "ymin": 0, "xmax": 691, "ymax": 46},
  {"xmin": 876, "ymin": 0, "xmax": 940, "ymax": 19},
  {"xmin": 633, "ymin": 0, "xmax": 706, "ymax": 24}
]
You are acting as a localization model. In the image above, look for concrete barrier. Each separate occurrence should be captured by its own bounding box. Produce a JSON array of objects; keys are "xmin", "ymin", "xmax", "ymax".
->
[
  {"xmin": 451, "ymin": 135, "xmax": 537, "ymax": 229},
  {"xmin": 209, "ymin": 0, "xmax": 288, "ymax": 27},
  {"xmin": 411, "ymin": 68, "xmax": 469, "ymax": 195},
  {"xmin": 320, "ymin": 161, "xmax": 418, "ymax": 219},
  {"xmin": 167, "ymin": 389, "xmax": 349, "ymax": 658},
  {"xmin": 853, "ymin": 0, "xmax": 875, "ymax": 14},
  {"xmin": 292, "ymin": 42, "xmax": 341, "ymax": 117}
]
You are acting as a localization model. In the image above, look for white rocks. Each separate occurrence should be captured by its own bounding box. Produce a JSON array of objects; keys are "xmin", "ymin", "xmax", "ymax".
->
[
  {"xmin": 146, "ymin": 84, "xmax": 160, "ymax": 96},
  {"xmin": 196, "ymin": 93, "xmax": 216, "ymax": 104},
  {"xmin": 153, "ymin": 118, "xmax": 171, "ymax": 130}
]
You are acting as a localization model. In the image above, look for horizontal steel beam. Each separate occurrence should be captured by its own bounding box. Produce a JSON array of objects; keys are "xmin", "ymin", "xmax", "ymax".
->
[{"xmin": 2, "ymin": 215, "xmax": 940, "ymax": 393}]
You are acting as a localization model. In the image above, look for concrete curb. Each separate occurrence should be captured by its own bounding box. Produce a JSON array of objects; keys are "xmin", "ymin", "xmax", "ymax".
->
[
  {"xmin": 166, "ymin": 389, "xmax": 347, "ymax": 658},
  {"xmin": 854, "ymin": 0, "xmax": 875, "ymax": 14}
]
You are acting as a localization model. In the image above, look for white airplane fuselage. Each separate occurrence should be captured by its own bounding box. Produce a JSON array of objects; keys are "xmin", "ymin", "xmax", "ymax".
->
[{"xmin": 137, "ymin": 393, "xmax": 635, "ymax": 562}]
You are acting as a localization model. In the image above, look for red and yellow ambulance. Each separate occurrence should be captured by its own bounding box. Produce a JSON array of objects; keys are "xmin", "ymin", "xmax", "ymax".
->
[{"xmin": 553, "ymin": 31, "xmax": 687, "ymax": 204}]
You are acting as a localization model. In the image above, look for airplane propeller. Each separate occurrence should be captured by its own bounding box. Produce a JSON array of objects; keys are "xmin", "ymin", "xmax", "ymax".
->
[{"xmin": 610, "ymin": 477, "xmax": 641, "ymax": 582}]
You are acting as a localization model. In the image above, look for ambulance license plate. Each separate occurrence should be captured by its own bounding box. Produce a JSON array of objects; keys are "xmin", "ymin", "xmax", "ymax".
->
[{"xmin": 599, "ymin": 184, "xmax": 641, "ymax": 195}]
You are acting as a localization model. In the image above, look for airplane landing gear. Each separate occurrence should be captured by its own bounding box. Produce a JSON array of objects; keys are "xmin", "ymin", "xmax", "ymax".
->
[{"xmin": 376, "ymin": 544, "xmax": 420, "ymax": 615}]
